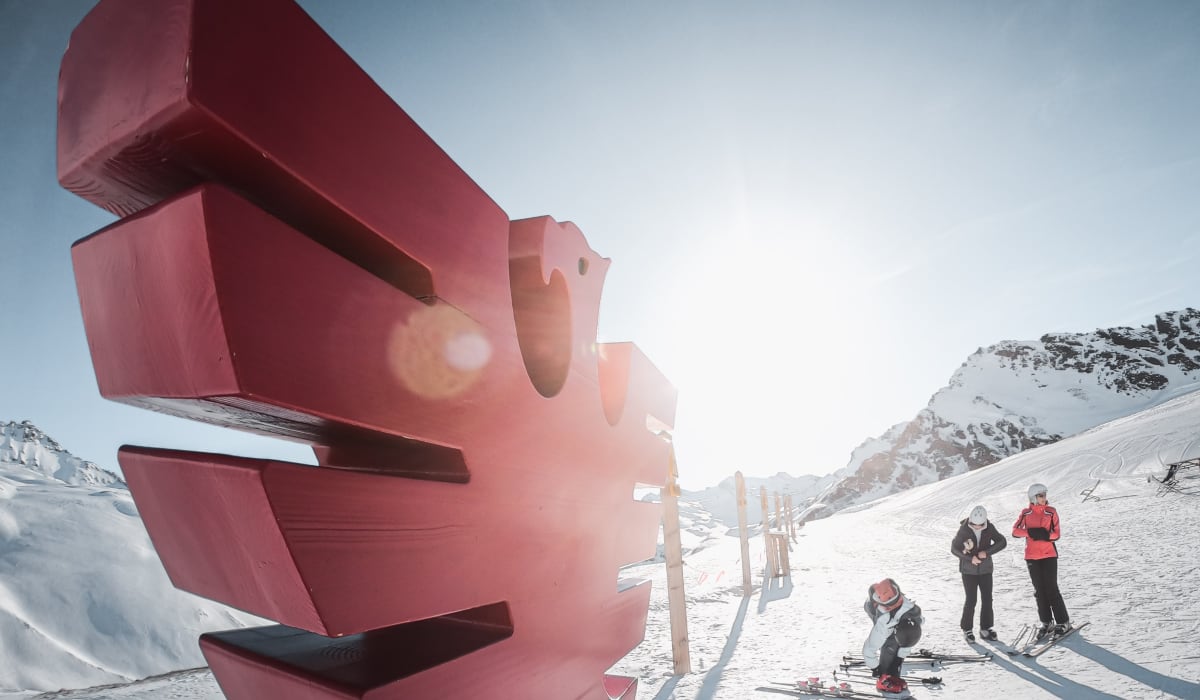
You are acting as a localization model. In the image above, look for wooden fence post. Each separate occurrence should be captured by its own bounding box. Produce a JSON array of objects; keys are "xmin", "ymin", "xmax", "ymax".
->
[
  {"xmin": 784, "ymin": 495, "xmax": 794, "ymax": 541},
  {"xmin": 662, "ymin": 444, "xmax": 691, "ymax": 675},
  {"xmin": 735, "ymin": 471, "xmax": 752, "ymax": 596},
  {"xmin": 760, "ymin": 486, "xmax": 776, "ymax": 577}
]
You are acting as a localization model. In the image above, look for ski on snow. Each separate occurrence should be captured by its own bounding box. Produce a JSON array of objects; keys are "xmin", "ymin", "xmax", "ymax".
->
[
  {"xmin": 998, "ymin": 624, "xmax": 1032, "ymax": 655},
  {"xmin": 832, "ymin": 668, "xmax": 944, "ymax": 686},
  {"xmin": 756, "ymin": 685, "xmax": 886, "ymax": 699},
  {"xmin": 1024, "ymin": 621, "xmax": 1090, "ymax": 657},
  {"xmin": 1006, "ymin": 621, "xmax": 1090, "ymax": 656},
  {"xmin": 912, "ymin": 648, "xmax": 990, "ymax": 660},
  {"xmin": 844, "ymin": 649, "xmax": 988, "ymax": 662},
  {"xmin": 757, "ymin": 679, "xmax": 915, "ymax": 699},
  {"xmin": 841, "ymin": 649, "xmax": 988, "ymax": 671}
]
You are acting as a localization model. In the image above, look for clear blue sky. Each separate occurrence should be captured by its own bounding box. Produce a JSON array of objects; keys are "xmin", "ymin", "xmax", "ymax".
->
[{"xmin": 2, "ymin": 0, "xmax": 1199, "ymax": 489}]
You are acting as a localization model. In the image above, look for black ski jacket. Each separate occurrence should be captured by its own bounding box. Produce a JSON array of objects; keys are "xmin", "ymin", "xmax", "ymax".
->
[{"xmin": 950, "ymin": 519, "xmax": 1007, "ymax": 575}]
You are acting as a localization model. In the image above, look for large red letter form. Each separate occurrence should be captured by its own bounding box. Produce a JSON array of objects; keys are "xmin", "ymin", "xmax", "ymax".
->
[{"xmin": 59, "ymin": 1, "xmax": 676, "ymax": 698}]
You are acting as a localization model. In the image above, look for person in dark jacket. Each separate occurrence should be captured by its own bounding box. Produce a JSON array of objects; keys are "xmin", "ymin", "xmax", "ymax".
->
[
  {"xmin": 862, "ymin": 578, "xmax": 923, "ymax": 696},
  {"xmin": 951, "ymin": 504, "xmax": 1007, "ymax": 642},
  {"xmin": 1012, "ymin": 482, "xmax": 1071, "ymax": 639}
]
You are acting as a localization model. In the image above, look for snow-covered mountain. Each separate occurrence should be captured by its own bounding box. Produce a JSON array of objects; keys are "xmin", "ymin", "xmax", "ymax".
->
[
  {"xmin": 0, "ymin": 420, "xmax": 124, "ymax": 488},
  {"xmin": 635, "ymin": 472, "xmax": 834, "ymax": 568},
  {"xmin": 811, "ymin": 308, "xmax": 1200, "ymax": 517},
  {"xmin": 0, "ymin": 421, "xmax": 264, "ymax": 693},
  {"xmin": 681, "ymin": 471, "xmax": 837, "ymax": 533}
]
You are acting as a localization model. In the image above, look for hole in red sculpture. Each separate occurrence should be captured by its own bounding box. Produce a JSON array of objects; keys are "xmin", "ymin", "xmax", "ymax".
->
[{"xmin": 510, "ymin": 264, "xmax": 571, "ymax": 398}]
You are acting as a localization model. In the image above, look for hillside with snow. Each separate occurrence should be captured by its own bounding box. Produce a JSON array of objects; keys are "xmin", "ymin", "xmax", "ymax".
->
[
  {"xmin": 1, "ymin": 421, "xmax": 123, "ymax": 488},
  {"xmin": 0, "ymin": 423, "xmax": 264, "ymax": 695},
  {"xmin": 813, "ymin": 308, "xmax": 1200, "ymax": 516}
]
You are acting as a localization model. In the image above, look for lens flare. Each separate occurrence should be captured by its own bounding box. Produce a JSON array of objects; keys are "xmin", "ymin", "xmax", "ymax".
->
[{"xmin": 388, "ymin": 304, "xmax": 492, "ymax": 399}]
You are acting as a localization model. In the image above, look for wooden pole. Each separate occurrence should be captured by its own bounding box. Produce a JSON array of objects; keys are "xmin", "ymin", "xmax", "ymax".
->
[
  {"xmin": 662, "ymin": 444, "xmax": 691, "ymax": 675},
  {"xmin": 785, "ymin": 495, "xmax": 795, "ymax": 540},
  {"xmin": 735, "ymin": 471, "xmax": 752, "ymax": 596},
  {"xmin": 760, "ymin": 486, "xmax": 775, "ymax": 577},
  {"xmin": 774, "ymin": 492, "xmax": 783, "ymax": 532}
]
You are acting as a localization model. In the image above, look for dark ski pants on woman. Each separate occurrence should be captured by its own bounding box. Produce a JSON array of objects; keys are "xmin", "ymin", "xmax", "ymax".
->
[
  {"xmin": 960, "ymin": 573, "xmax": 993, "ymax": 631},
  {"xmin": 1026, "ymin": 558, "xmax": 1069, "ymax": 625}
]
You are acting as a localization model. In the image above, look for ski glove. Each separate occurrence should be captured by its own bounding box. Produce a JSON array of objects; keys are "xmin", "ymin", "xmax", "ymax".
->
[{"xmin": 1027, "ymin": 527, "xmax": 1050, "ymax": 541}]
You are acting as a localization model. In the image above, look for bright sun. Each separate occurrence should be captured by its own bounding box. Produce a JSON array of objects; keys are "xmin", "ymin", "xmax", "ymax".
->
[{"xmin": 654, "ymin": 230, "xmax": 876, "ymax": 487}]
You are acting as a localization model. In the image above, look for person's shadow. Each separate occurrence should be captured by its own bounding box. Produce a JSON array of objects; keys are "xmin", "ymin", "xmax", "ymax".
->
[
  {"xmin": 1070, "ymin": 638, "xmax": 1200, "ymax": 698},
  {"xmin": 985, "ymin": 639, "xmax": 1123, "ymax": 698}
]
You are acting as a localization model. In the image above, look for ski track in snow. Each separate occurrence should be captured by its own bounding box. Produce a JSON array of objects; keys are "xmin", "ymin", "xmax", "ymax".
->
[{"xmin": 3, "ymin": 392, "xmax": 1200, "ymax": 699}]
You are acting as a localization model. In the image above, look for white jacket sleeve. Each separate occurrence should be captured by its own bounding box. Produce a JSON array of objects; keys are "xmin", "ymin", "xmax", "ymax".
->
[{"xmin": 862, "ymin": 613, "xmax": 894, "ymax": 669}]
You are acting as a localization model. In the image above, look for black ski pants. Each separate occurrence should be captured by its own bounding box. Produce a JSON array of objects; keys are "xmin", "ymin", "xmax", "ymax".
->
[
  {"xmin": 874, "ymin": 618, "xmax": 922, "ymax": 678},
  {"xmin": 959, "ymin": 572, "xmax": 994, "ymax": 631},
  {"xmin": 1026, "ymin": 557, "xmax": 1069, "ymax": 625},
  {"xmin": 875, "ymin": 635, "xmax": 904, "ymax": 677}
]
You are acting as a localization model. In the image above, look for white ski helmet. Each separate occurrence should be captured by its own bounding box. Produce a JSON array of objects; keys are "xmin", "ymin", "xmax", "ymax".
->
[
  {"xmin": 968, "ymin": 505, "xmax": 988, "ymax": 526},
  {"xmin": 1028, "ymin": 483, "xmax": 1048, "ymax": 503}
]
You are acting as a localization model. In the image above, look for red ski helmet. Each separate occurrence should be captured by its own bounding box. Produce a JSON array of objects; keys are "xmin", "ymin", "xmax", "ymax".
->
[{"xmin": 871, "ymin": 578, "xmax": 904, "ymax": 611}]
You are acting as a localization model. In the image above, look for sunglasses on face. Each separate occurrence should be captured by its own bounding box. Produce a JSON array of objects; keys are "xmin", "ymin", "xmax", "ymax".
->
[
  {"xmin": 969, "ymin": 522, "xmax": 985, "ymax": 529},
  {"xmin": 1035, "ymin": 493, "xmax": 1047, "ymax": 499}
]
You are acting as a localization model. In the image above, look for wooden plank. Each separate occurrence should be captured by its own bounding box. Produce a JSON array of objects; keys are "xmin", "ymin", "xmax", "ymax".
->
[
  {"xmin": 662, "ymin": 445, "xmax": 691, "ymax": 675},
  {"xmin": 736, "ymin": 472, "xmax": 752, "ymax": 595}
]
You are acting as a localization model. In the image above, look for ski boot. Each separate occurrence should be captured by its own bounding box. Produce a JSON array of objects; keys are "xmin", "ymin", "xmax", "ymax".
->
[{"xmin": 876, "ymin": 674, "xmax": 906, "ymax": 693}]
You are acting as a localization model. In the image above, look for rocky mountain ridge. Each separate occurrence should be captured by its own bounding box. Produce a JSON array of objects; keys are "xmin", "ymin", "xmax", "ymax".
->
[
  {"xmin": 809, "ymin": 308, "xmax": 1200, "ymax": 517},
  {"xmin": 0, "ymin": 419, "xmax": 124, "ymax": 487}
]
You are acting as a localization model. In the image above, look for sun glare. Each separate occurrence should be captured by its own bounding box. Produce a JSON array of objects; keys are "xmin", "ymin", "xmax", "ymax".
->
[{"xmin": 657, "ymin": 226, "xmax": 874, "ymax": 485}]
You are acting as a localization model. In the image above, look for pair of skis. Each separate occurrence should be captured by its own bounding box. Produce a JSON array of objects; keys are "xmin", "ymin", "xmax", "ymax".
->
[
  {"xmin": 841, "ymin": 649, "xmax": 989, "ymax": 671},
  {"xmin": 1004, "ymin": 621, "xmax": 1089, "ymax": 658},
  {"xmin": 757, "ymin": 647, "xmax": 985, "ymax": 699},
  {"xmin": 834, "ymin": 668, "xmax": 943, "ymax": 686},
  {"xmin": 757, "ymin": 678, "xmax": 913, "ymax": 699}
]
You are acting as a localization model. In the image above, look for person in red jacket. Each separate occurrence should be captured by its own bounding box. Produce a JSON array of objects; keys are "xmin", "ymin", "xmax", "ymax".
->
[{"xmin": 1012, "ymin": 482, "xmax": 1071, "ymax": 639}]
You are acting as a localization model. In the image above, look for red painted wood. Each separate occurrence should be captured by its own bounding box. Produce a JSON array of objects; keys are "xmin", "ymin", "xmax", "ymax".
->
[{"xmin": 60, "ymin": 1, "xmax": 676, "ymax": 698}]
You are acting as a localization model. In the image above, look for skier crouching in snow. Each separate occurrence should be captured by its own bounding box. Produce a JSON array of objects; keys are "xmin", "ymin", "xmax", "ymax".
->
[
  {"xmin": 951, "ymin": 504, "xmax": 1007, "ymax": 642},
  {"xmin": 863, "ymin": 578, "xmax": 923, "ymax": 696},
  {"xmin": 1012, "ymin": 482, "xmax": 1071, "ymax": 639}
]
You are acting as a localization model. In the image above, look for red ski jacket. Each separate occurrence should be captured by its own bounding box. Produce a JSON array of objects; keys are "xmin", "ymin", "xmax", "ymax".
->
[{"xmin": 1012, "ymin": 504, "xmax": 1060, "ymax": 560}]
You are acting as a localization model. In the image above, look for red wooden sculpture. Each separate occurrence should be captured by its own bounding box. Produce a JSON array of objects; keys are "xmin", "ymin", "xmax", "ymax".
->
[{"xmin": 59, "ymin": 1, "xmax": 676, "ymax": 698}]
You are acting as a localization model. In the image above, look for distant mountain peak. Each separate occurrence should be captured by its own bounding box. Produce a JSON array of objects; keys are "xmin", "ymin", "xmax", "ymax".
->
[
  {"xmin": 810, "ymin": 308, "xmax": 1200, "ymax": 518},
  {"xmin": 0, "ymin": 419, "xmax": 124, "ymax": 488}
]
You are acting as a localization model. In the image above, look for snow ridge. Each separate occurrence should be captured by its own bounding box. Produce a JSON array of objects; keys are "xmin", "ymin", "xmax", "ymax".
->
[
  {"xmin": 811, "ymin": 308, "xmax": 1200, "ymax": 517},
  {"xmin": 0, "ymin": 420, "xmax": 124, "ymax": 488}
]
